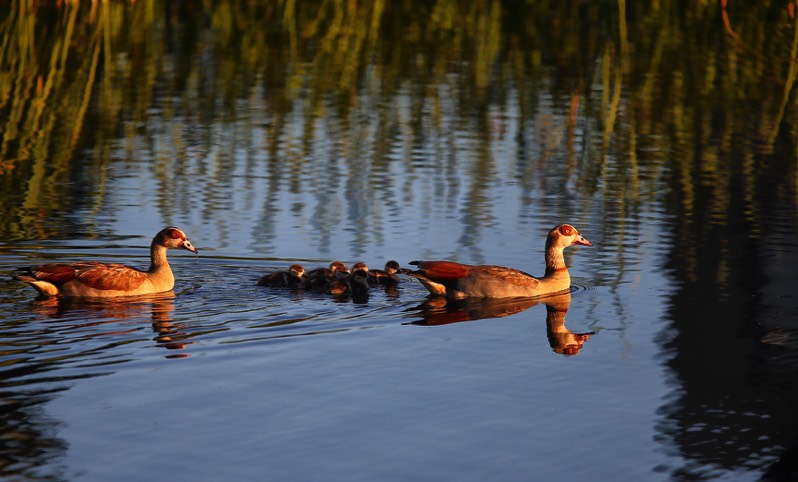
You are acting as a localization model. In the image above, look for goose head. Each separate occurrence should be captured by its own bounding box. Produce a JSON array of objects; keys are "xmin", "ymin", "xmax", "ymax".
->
[
  {"xmin": 546, "ymin": 224, "xmax": 591, "ymax": 250},
  {"xmin": 157, "ymin": 227, "xmax": 198, "ymax": 253},
  {"xmin": 384, "ymin": 260, "xmax": 401, "ymax": 275},
  {"xmin": 288, "ymin": 264, "xmax": 305, "ymax": 280}
]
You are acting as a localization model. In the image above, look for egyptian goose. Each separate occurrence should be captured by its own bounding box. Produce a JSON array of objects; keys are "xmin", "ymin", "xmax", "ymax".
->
[
  {"xmin": 348, "ymin": 268, "xmax": 371, "ymax": 296},
  {"xmin": 351, "ymin": 262, "xmax": 369, "ymax": 274},
  {"xmin": 14, "ymin": 226, "xmax": 198, "ymax": 299},
  {"xmin": 257, "ymin": 264, "xmax": 306, "ymax": 288},
  {"xmin": 403, "ymin": 224, "xmax": 591, "ymax": 299},
  {"xmin": 307, "ymin": 261, "xmax": 350, "ymax": 291},
  {"xmin": 327, "ymin": 279, "xmax": 348, "ymax": 296},
  {"xmin": 368, "ymin": 260, "xmax": 401, "ymax": 285},
  {"xmin": 328, "ymin": 268, "xmax": 371, "ymax": 298},
  {"xmin": 306, "ymin": 261, "xmax": 348, "ymax": 281}
]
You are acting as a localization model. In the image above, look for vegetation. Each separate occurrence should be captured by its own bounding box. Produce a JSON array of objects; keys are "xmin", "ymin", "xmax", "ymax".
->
[{"xmin": 0, "ymin": 0, "xmax": 795, "ymax": 241}]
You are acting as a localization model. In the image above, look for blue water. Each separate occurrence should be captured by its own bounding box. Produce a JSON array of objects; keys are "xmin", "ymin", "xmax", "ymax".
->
[
  {"xmin": 0, "ymin": 165, "xmax": 681, "ymax": 481},
  {"xmin": 0, "ymin": 164, "xmax": 711, "ymax": 482},
  {"xmin": 2, "ymin": 4, "xmax": 798, "ymax": 480}
]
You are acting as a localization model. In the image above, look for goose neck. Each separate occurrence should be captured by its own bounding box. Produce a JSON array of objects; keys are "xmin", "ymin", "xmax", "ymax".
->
[{"xmin": 149, "ymin": 243, "xmax": 170, "ymax": 272}]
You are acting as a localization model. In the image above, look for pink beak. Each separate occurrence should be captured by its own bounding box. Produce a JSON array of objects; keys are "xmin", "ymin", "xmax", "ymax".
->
[
  {"xmin": 180, "ymin": 240, "xmax": 199, "ymax": 254},
  {"xmin": 574, "ymin": 235, "xmax": 592, "ymax": 246}
]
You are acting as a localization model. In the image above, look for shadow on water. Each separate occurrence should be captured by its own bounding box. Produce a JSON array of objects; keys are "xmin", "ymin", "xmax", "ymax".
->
[
  {"xmin": 405, "ymin": 291, "xmax": 596, "ymax": 356},
  {"xmin": 655, "ymin": 129, "xmax": 798, "ymax": 479}
]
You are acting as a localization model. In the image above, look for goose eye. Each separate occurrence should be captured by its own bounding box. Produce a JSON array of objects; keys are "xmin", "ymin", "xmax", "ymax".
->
[{"xmin": 560, "ymin": 225, "xmax": 573, "ymax": 236}]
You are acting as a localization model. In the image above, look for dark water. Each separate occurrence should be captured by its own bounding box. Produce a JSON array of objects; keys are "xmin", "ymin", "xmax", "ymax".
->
[{"xmin": 1, "ymin": 2, "xmax": 797, "ymax": 481}]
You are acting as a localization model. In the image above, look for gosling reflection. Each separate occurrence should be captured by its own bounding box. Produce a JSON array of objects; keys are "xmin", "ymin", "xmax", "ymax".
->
[
  {"xmin": 28, "ymin": 293, "xmax": 193, "ymax": 358},
  {"xmin": 410, "ymin": 292, "xmax": 594, "ymax": 356}
]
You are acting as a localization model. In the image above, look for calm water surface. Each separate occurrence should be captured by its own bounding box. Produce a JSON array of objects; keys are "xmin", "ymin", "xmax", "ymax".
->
[{"xmin": 1, "ymin": 2, "xmax": 797, "ymax": 481}]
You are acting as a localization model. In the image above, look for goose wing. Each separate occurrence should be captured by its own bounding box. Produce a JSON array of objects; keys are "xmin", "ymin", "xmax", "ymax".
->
[
  {"xmin": 28, "ymin": 262, "xmax": 149, "ymax": 291},
  {"xmin": 409, "ymin": 260, "xmax": 470, "ymax": 280}
]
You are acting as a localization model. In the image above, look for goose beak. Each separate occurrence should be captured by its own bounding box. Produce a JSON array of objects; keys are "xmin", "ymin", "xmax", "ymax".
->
[
  {"xmin": 574, "ymin": 235, "xmax": 592, "ymax": 246},
  {"xmin": 181, "ymin": 240, "xmax": 199, "ymax": 254}
]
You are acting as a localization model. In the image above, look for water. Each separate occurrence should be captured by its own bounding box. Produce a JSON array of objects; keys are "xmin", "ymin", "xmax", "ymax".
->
[{"xmin": 2, "ymin": 2, "xmax": 798, "ymax": 481}]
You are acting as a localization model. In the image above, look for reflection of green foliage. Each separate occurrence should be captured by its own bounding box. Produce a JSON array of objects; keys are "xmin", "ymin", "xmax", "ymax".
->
[
  {"xmin": 0, "ymin": 0, "xmax": 796, "ymax": 241},
  {"xmin": 0, "ymin": 1, "xmax": 102, "ymax": 238}
]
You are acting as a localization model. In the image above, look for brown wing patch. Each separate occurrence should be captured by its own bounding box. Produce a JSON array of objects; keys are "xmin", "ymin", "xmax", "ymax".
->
[
  {"xmin": 417, "ymin": 261, "xmax": 470, "ymax": 281},
  {"xmin": 30, "ymin": 264, "xmax": 79, "ymax": 285},
  {"xmin": 73, "ymin": 263, "xmax": 148, "ymax": 291}
]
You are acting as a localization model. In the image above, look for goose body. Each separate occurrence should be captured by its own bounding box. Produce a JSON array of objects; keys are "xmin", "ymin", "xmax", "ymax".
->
[
  {"xmin": 324, "ymin": 267, "xmax": 369, "ymax": 296},
  {"xmin": 404, "ymin": 224, "xmax": 591, "ymax": 299},
  {"xmin": 348, "ymin": 268, "xmax": 371, "ymax": 296},
  {"xmin": 14, "ymin": 227, "xmax": 198, "ymax": 299},
  {"xmin": 306, "ymin": 261, "xmax": 348, "ymax": 281},
  {"xmin": 257, "ymin": 264, "xmax": 306, "ymax": 288},
  {"xmin": 307, "ymin": 261, "xmax": 350, "ymax": 291},
  {"xmin": 369, "ymin": 260, "xmax": 401, "ymax": 285}
]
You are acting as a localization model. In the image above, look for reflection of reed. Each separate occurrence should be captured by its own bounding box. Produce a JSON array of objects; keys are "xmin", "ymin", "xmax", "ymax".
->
[
  {"xmin": 409, "ymin": 292, "xmax": 594, "ymax": 356},
  {"xmin": 0, "ymin": 2, "xmax": 109, "ymax": 239},
  {"xmin": 765, "ymin": 3, "xmax": 798, "ymax": 150},
  {"xmin": 0, "ymin": 0, "xmax": 796, "ymax": 273}
]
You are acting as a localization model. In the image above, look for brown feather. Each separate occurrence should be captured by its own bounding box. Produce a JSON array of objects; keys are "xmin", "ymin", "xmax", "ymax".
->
[
  {"xmin": 29, "ymin": 264, "xmax": 79, "ymax": 285},
  {"xmin": 30, "ymin": 262, "xmax": 148, "ymax": 291},
  {"xmin": 416, "ymin": 261, "xmax": 469, "ymax": 280},
  {"xmin": 74, "ymin": 263, "xmax": 148, "ymax": 291}
]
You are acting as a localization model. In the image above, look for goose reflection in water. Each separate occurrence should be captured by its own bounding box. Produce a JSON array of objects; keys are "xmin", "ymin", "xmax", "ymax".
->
[
  {"xmin": 409, "ymin": 292, "xmax": 594, "ymax": 356},
  {"xmin": 28, "ymin": 293, "xmax": 193, "ymax": 358}
]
